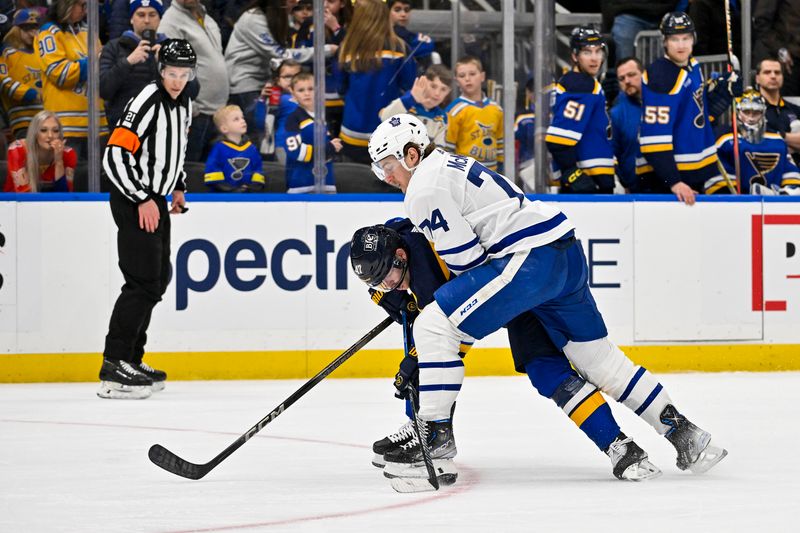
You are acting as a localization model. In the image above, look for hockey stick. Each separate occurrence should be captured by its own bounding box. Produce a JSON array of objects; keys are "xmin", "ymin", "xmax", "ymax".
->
[
  {"xmin": 148, "ymin": 316, "xmax": 394, "ymax": 480},
  {"xmin": 389, "ymin": 311, "xmax": 440, "ymax": 493},
  {"xmin": 724, "ymin": 0, "xmax": 742, "ymax": 194}
]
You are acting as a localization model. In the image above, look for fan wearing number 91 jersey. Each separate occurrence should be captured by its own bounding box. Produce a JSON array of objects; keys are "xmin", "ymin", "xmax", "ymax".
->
[{"xmin": 283, "ymin": 105, "xmax": 336, "ymax": 193}]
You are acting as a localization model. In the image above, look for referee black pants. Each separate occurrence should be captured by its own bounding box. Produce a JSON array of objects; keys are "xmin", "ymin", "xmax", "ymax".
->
[{"xmin": 104, "ymin": 188, "xmax": 171, "ymax": 363}]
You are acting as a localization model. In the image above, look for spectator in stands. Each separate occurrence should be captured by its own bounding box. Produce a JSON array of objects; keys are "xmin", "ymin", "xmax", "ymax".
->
[
  {"xmin": 446, "ymin": 56, "xmax": 504, "ymax": 172},
  {"xmin": 514, "ymin": 77, "xmax": 535, "ymax": 190},
  {"xmin": 754, "ymin": 0, "xmax": 800, "ymax": 97},
  {"xmin": 204, "ymin": 104, "xmax": 265, "ymax": 192},
  {"xmin": 100, "ymin": 0, "xmax": 169, "ymax": 128},
  {"xmin": 283, "ymin": 71, "xmax": 341, "ymax": 193},
  {"xmin": 716, "ymin": 88, "xmax": 800, "ymax": 195},
  {"xmin": 0, "ymin": 9, "xmax": 43, "ymax": 139},
  {"xmin": 380, "ymin": 64, "xmax": 451, "ymax": 146},
  {"xmin": 107, "ymin": 0, "xmax": 170, "ymax": 40},
  {"xmin": 338, "ymin": 0, "xmax": 415, "ymax": 164},
  {"xmin": 256, "ymin": 59, "xmax": 301, "ymax": 163},
  {"xmin": 611, "ymin": 56, "xmax": 644, "ymax": 192},
  {"xmin": 36, "ymin": 0, "xmax": 109, "ymax": 160},
  {"xmin": 289, "ymin": 0, "xmax": 312, "ymax": 42},
  {"xmin": 292, "ymin": 0, "xmax": 351, "ymax": 137},
  {"xmin": 756, "ymin": 58, "xmax": 800, "ymax": 160},
  {"xmin": 158, "ymin": 0, "xmax": 227, "ymax": 161},
  {"xmin": 687, "ymin": 0, "xmax": 740, "ymax": 58},
  {"xmin": 546, "ymin": 27, "xmax": 614, "ymax": 194},
  {"xmin": 4, "ymin": 110, "xmax": 76, "ymax": 192},
  {"xmin": 603, "ymin": 0, "xmax": 678, "ymax": 61},
  {"xmin": 388, "ymin": 0, "xmax": 439, "ymax": 68},
  {"xmin": 225, "ymin": 0, "xmax": 323, "ymax": 139}
]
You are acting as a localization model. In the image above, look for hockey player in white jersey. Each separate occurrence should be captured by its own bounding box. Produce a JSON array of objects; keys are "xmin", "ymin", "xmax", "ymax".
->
[{"xmin": 368, "ymin": 113, "xmax": 727, "ymax": 485}]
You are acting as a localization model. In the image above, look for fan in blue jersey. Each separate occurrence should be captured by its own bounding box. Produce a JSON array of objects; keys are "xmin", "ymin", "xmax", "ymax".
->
[
  {"xmin": 367, "ymin": 113, "xmax": 727, "ymax": 487},
  {"xmin": 639, "ymin": 11, "xmax": 741, "ymax": 204},
  {"xmin": 282, "ymin": 71, "xmax": 342, "ymax": 193},
  {"xmin": 545, "ymin": 26, "xmax": 615, "ymax": 194},
  {"xmin": 716, "ymin": 88, "xmax": 800, "ymax": 195},
  {"xmin": 351, "ymin": 220, "xmax": 661, "ymax": 482},
  {"xmin": 204, "ymin": 105, "xmax": 265, "ymax": 192}
]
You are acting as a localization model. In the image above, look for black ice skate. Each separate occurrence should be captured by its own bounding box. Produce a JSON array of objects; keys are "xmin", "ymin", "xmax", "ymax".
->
[
  {"xmin": 605, "ymin": 433, "xmax": 662, "ymax": 481},
  {"xmin": 383, "ymin": 419, "xmax": 457, "ymax": 484},
  {"xmin": 661, "ymin": 404, "xmax": 728, "ymax": 473},
  {"xmin": 372, "ymin": 420, "xmax": 416, "ymax": 468},
  {"xmin": 97, "ymin": 358, "xmax": 153, "ymax": 400},
  {"xmin": 136, "ymin": 361, "xmax": 167, "ymax": 392}
]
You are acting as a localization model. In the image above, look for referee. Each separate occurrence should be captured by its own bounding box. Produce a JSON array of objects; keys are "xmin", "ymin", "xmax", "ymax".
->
[{"xmin": 98, "ymin": 39, "xmax": 196, "ymax": 399}]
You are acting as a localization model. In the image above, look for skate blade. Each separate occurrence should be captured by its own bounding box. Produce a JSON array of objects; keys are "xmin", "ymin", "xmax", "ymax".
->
[
  {"xmin": 97, "ymin": 381, "xmax": 151, "ymax": 400},
  {"xmin": 688, "ymin": 442, "xmax": 728, "ymax": 474},
  {"xmin": 619, "ymin": 459, "xmax": 662, "ymax": 482},
  {"xmin": 151, "ymin": 381, "xmax": 165, "ymax": 393},
  {"xmin": 384, "ymin": 459, "xmax": 456, "ymax": 479},
  {"xmin": 389, "ymin": 472, "xmax": 458, "ymax": 493}
]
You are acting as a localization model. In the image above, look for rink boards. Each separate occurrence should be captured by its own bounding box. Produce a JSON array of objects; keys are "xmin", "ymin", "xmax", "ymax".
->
[{"xmin": 0, "ymin": 193, "xmax": 798, "ymax": 382}]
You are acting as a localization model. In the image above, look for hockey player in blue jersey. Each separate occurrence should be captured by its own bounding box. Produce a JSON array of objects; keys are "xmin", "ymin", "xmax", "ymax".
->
[
  {"xmin": 350, "ymin": 220, "xmax": 661, "ymax": 482},
  {"xmin": 367, "ymin": 113, "xmax": 727, "ymax": 488},
  {"xmin": 545, "ymin": 27, "xmax": 615, "ymax": 194},
  {"xmin": 716, "ymin": 88, "xmax": 800, "ymax": 195},
  {"xmin": 639, "ymin": 11, "xmax": 740, "ymax": 204}
]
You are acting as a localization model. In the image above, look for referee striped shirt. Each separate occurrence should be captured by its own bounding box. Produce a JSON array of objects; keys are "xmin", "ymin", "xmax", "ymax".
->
[{"xmin": 103, "ymin": 81, "xmax": 192, "ymax": 203}]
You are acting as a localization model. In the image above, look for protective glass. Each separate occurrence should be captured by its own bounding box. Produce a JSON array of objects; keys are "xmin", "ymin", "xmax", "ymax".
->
[
  {"xmin": 371, "ymin": 158, "xmax": 399, "ymax": 182},
  {"xmin": 162, "ymin": 67, "xmax": 196, "ymax": 82}
]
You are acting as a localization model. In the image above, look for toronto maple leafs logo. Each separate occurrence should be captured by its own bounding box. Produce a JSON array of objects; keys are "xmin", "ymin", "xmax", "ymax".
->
[{"xmin": 389, "ymin": 116, "xmax": 401, "ymax": 127}]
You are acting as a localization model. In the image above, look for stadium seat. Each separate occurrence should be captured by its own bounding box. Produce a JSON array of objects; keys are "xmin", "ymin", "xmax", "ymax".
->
[
  {"xmin": 333, "ymin": 162, "xmax": 399, "ymax": 193},
  {"xmin": 184, "ymin": 161, "xmax": 210, "ymax": 193},
  {"xmin": 0, "ymin": 160, "xmax": 6, "ymax": 191},
  {"xmin": 262, "ymin": 161, "xmax": 287, "ymax": 192}
]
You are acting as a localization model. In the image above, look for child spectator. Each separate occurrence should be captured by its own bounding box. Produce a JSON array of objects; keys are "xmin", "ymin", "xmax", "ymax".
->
[
  {"xmin": 387, "ymin": 0, "xmax": 438, "ymax": 68},
  {"xmin": 4, "ymin": 110, "xmax": 76, "ymax": 192},
  {"xmin": 380, "ymin": 64, "xmax": 451, "ymax": 146},
  {"xmin": 253, "ymin": 59, "xmax": 302, "ymax": 162},
  {"xmin": 0, "ymin": 9, "xmax": 43, "ymax": 139},
  {"xmin": 204, "ymin": 105, "xmax": 265, "ymax": 192},
  {"xmin": 337, "ymin": 0, "xmax": 415, "ymax": 164},
  {"xmin": 446, "ymin": 56, "xmax": 504, "ymax": 171},
  {"xmin": 283, "ymin": 71, "xmax": 342, "ymax": 193}
]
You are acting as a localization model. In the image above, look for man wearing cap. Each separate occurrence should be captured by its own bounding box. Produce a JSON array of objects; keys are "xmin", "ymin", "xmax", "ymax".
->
[
  {"xmin": 100, "ymin": 0, "xmax": 185, "ymax": 128},
  {"xmin": 0, "ymin": 9, "xmax": 44, "ymax": 139}
]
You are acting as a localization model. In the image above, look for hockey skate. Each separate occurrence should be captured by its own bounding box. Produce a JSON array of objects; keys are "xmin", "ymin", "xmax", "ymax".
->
[
  {"xmin": 136, "ymin": 361, "xmax": 167, "ymax": 392},
  {"xmin": 661, "ymin": 404, "xmax": 728, "ymax": 474},
  {"xmin": 97, "ymin": 359, "xmax": 152, "ymax": 399},
  {"xmin": 372, "ymin": 420, "xmax": 416, "ymax": 468},
  {"xmin": 605, "ymin": 433, "xmax": 662, "ymax": 481},
  {"xmin": 383, "ymin": 419, "xmax": 458, "ymax": 486}
]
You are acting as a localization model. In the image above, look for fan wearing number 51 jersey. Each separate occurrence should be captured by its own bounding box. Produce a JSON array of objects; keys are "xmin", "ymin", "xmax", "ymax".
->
[{"xmin": 368, "ymin": 113, "xmax": 728, "ymax": 485}]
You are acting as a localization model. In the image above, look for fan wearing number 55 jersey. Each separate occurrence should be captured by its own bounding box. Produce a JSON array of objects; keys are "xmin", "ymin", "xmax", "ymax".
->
[{"xmin": 368, "ymin": 113, "xmax": 728, "ymax": 485}]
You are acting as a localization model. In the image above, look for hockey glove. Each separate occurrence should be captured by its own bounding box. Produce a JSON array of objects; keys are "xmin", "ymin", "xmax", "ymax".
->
[
  {"xmin": 562, "ymin": 167, "xmax": 598, "ymax": 193},
  {"xmin": 394, "ymin": 347, "xmax": 419, "ymax": 400},
  {"xmin": 369, "ymin": 289, "xmax": 419, "ymax": 325}
]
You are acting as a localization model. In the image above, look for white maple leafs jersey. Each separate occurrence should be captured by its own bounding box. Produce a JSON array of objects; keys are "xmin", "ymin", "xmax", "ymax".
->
[{"xmin": 404, "ymin": 148, "xmax": 575, "ymax": 274}]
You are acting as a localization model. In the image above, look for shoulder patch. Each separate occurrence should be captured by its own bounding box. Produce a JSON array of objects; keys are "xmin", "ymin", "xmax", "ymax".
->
[{"xmin": 558, "ymin": 71, "xmax": 597, "ymax": 94}]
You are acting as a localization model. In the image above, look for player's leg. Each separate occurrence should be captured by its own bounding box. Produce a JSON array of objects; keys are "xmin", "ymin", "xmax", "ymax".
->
[
  {"xmin": 539, "ymin": 240, "xmax": 727, "ymax": 473},
  {"xmin": 508, "ymin": 312, "xmax": 660, "ymax": 481}
]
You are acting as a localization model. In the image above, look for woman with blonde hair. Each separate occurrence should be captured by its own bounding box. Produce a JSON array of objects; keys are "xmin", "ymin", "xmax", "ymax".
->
[
  {"xmin": 337, "ymin": 0, "xmax": 416, "ymax": 163},
  {"xmin": 4, "ymin": 110, "xmax": 77, "ymax": 192}
]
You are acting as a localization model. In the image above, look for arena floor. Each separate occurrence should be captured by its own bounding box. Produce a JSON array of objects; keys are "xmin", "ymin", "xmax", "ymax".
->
[{"xmin": 1, "ymin": 373, "xmax": 796, "ymax": 532}]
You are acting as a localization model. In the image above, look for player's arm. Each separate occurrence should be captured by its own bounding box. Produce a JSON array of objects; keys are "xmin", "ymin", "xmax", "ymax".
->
[
  {"xmin": 408, "ymin": 186, "xmax": 488, "ymax": 274},
  {"xmin": 640, "ymin": 73, "xmax": 682, "ymax": 188},
  {"xmin": 714, "ymin": 132, "xmax": 736, "ymax": 177},
  {"xmin": 546, "ymin": 90, "xmax": 599, "ymax": 191},
  {"xmin": 780, "ymin": 144, "xmax": 800, "ymax": 191}
]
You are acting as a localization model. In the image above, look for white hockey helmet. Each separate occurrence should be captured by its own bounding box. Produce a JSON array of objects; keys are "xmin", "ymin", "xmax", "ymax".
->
[{"xmin": 368, "ymin": 113, "xmax": 430, "ymax": 181}]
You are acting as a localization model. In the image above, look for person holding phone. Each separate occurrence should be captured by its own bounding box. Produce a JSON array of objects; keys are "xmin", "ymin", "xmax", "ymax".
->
[{"xmin": 100, "ymin": 0, "xmax": 197, "ymax": 128}]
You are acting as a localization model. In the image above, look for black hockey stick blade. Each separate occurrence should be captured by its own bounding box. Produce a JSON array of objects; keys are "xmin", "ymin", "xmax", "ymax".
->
[{"xmin": 148, "ymin": 317, "xmax": 393, "ymax": 480}]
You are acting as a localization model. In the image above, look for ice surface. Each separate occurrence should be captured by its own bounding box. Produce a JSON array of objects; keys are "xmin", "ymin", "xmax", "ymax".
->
[{"xmin": 1, "ymin": 373, "xmax": 797, "ymax": 532}]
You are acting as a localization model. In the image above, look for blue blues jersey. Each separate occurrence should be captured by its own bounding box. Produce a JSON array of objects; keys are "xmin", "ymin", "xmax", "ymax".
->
[
  {"xmin": 339, "ymin": 49, "xmax": 416, "ymax": 147},
  {"xmin": 514, "ymin": 107, "xmax": 535, "ymax": 166},
  {"xmin": 204, "ymin": 138, "xmax": 265, "ymax": 190},
  {"xmin": 545, "ymin": 71, "xmax": 614, "ymax": 190},
  {"xmin": 639, "ymin": 57, "xmax": 720, "ymax": 190},
  {"xmin": 610, "ymin": 92, "xmax": 642, "ymax": 190},
  {"xmin": 274, "ymin": 92, "xmax": 298, "ymax": 151},
  {"xmin": 283, "ymin": 107, "xmax": 336, "ymax": 193},
  {"xmin": 715, "ymin": 129, "xmax": 800, "ymax": 194}
]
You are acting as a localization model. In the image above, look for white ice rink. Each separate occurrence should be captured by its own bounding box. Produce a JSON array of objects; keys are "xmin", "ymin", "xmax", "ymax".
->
[{"xmin": 2, "ymin": 373, "xmax": 798, "ymax": 533}]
